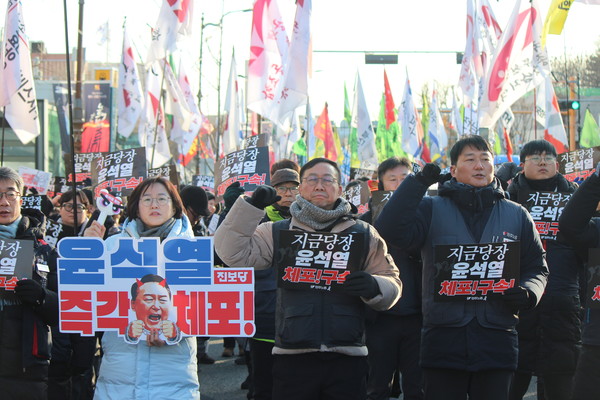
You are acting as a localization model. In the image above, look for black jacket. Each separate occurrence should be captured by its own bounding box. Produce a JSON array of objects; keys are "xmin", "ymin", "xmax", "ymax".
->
[{"xmin": 0, "ymin": 208, "xmax": 58, "ymax": 388}]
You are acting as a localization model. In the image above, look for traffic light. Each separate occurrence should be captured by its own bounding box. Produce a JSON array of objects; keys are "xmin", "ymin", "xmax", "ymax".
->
[{"xmin": 558, "ymin": 99, "xmax": 581, "ymax": 111}]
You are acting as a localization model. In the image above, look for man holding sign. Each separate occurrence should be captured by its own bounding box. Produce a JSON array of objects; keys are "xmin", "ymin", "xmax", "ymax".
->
[
  {"xmin": 215, "ymin": 158, "xmax": 401, "ymax": 400},
  {"xmin": 0, "ymin": 167, "xmax": 58, "ymax": 399},
  {"xmin": 506, "ymin": 139, "xmax": 581, "ymax": 400},
  {"xmin": 376, "ymin": 136, "xmax": 548, "ymax": 400}
]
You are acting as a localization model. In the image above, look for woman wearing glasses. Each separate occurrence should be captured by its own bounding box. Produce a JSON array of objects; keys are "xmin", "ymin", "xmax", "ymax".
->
[{"xmin": 93, "ymin": 177, "xmax": 199, "ymax": 400}]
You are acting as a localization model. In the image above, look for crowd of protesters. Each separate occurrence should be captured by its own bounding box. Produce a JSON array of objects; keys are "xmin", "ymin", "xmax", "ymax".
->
[{"xmin": 3, "ymin": 135, "xmax": 600, "ymax": 399}]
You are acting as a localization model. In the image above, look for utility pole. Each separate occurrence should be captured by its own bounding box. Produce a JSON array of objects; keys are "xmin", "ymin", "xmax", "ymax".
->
[{"xmin": 74, "ymin": 0, "xmax": 85, "ymax": 154}]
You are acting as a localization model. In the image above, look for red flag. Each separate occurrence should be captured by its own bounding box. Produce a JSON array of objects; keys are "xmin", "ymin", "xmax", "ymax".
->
[
  {"xmin": 314, "ymin": 103, "xmax": 337, "ymax": 161},
  {"xmin": 383, "ymin": 70, "xmax": 396, "ymax": 129},
  {"xmin": 503, "ymin": 127, "xmax": 514, "ymax": 162},
  {"xmin": 421, "ymin": 142, "xmax": 432, "ymax": 163}
]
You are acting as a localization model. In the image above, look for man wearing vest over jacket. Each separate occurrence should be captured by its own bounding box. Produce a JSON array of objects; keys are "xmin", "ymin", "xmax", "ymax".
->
[
  {"xmin": 375, "ymin": 136, "xmax": 548, "ymax": 400},
  {"xmin": 215, "ymin": 157, "xmax": 402, "ymax": 400}
]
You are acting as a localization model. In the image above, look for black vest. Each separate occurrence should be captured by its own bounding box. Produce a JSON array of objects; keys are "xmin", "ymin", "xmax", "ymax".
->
[{"xmin": 271, "ymin": 219, "xmax": 370, "ymax": 349}]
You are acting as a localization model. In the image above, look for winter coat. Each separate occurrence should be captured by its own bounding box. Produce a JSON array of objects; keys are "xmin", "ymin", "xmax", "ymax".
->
[
  {"xmin": 376, "ymin": 175, "xmax": 548, "ymax": 370},
  {"xmin": 94, "ymin": 216, "xmax": 199, "ymax": 400},
  {"xmin": 214, "ymin": 197, "xmax": 401, "ymax": 356},
  {"xmin": 0, "ymin": 208, "xmax": 58, "ymax": 399}
]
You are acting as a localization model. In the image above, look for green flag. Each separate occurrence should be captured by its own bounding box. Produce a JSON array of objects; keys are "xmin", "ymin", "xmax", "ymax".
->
[
  {"xmin": 292, "ymin": 137, "xmax": 307, "ymax": 157},
  {"xmin": 344, "ymin": 82, "xmax": 352, "ymax": 125},
  {"xmin": 580, "ymin": 109, "xmax": 600, "ymax": 148},
  {"xmin": 376, "ymin": 94, "xmax": 404, "ymax": 161}
]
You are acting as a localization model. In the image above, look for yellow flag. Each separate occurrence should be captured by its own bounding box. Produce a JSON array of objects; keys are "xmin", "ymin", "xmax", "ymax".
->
[{"xmin": 542, "ymin": 0, "xmax": 574, "ymax": 48}]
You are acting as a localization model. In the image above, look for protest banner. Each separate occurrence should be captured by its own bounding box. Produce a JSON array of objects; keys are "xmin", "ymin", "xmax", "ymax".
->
[
  {"xmin": 57, "ymin": 237, "xmax": 255, "ymax": 340},
  {"xmin": 214, "ymin": 146, "xmax": 270, "ymax": 199},
  {"xmin": 276, "ymin": 230, "xmax": 365, "ymax": 292},
  {"xmin": 558, "ymin": 147, "xmax": 600, "ymax": 182},
  {"xmin": 433, "ymin": 242, "xmax": 520, "ymax": 302},
  {"xmin": 369, "ymin": 190, "xmax": 394, "ymax": 222},
  {"xmin": 91, "ymin": 147, "xmax": 146, "ymax": 197},
  {"xmin": 518, "ymin": 191, "xmax": 572, "ymax": 240},
  {"xmin": 0, "ymin": 239, "xmax": 34, "ymax": 299},
  {"xmin": 148, "ymin": 162, "xmax": 179, "ymax": 187},
  {"xmin": 18, "ymin": 166, "xmax": 52, "ymax": 195}
]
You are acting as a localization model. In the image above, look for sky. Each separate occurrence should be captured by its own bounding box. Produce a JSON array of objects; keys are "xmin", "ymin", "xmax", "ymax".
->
[{"xmin": 5, "ymin": 0, "xmax": 600, "ymax": 126}]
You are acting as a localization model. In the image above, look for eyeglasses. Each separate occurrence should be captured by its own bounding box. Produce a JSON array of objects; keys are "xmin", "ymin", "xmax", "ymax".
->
[
  {"xmin": 526, "ymin": 155, "xmax": 557, "ymax": 164},
  {"xmin": 140, "ymin": 196, "xmax": 171, "ymax": 207},
  {"xmin": 0, "ymin": 191, "xmax": 20, "ymax": 201},
  {"xmin": 276, "ymin": 186, "xmax": 299, "ymax": 194},
  {"xmin": 61, "ymin": 203, "xmax": 87, "ymax": 212},
  {"xmin": 302, "ymin": 176, "xmax": 337, "ymax": 187}
]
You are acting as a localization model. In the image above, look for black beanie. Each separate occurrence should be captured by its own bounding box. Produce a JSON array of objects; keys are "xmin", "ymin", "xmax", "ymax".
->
[{"xmin": 180, "ymin": 185, "xmax": 209, "ymax": 216}]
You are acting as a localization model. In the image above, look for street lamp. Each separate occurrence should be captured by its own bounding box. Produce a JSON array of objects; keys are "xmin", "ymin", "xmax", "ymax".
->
[{"xmin": 196, "ymin": 7, "xmax": 252, "ymax": 173}]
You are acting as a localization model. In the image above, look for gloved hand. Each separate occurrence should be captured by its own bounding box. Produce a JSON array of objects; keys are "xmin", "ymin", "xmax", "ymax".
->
[
  {"xmin": 247, "ymin": 185, "xmax": 280, "ymax": 210},
  {"xmin": 595, "ymin": 161, "xmax": 600, "ymax": 178},
  {"xmin": 342, "ymin": 271, "xmax": 380, "ymax": 299},
  {"xmin": 15, "ymin": 279, "xmax": 46, "ymax": 306},
  {"xmin": 502, "ymin": 286, "xmax": 532, "ymax": 311},
  {"xmin": 223, "ymin": 182, "xmax": 245, "ymax": 211},
  {"xmin": 415, "ymin": 163, "xmax": 441, "ymax": 187}
]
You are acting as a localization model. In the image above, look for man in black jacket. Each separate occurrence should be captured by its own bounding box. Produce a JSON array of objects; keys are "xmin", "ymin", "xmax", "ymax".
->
[
  {"xmin": 506, "ymin": 140, "xmax": 581, "ymax": 400},
  {"xmin": 376, "ymin": 136, "xmax": 548, "ymax": 400},
  {"xmin": 558, "ymin": 163, "xmax": 600, "ymax": 400},
  {"xmin": 0, "ymin": 166, "xmax": 58, "ymax": 399}
]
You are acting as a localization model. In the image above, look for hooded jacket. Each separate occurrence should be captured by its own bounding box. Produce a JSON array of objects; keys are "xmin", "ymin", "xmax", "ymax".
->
[{"xmin": 94, "ymin": 216, "xmax": 200, "ymax": 400}]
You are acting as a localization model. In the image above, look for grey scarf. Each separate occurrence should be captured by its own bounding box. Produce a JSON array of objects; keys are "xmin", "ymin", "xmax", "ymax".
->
[
  {"xmin": 135, "ymin": 217, "xmax": 176, "ymax": 239},
  {"xmin": 290, "ymin": 195, "xmax": 352, "ymax": 230}
]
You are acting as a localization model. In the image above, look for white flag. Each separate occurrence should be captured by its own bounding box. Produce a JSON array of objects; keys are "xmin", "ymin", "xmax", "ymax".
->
[
  {"xmin": 351, "ymin": 73, "xmax": 378, "ymax": 168},
  {"xmin": 0, "ymin": 0, "xmax": 39, "ymax": 144},
  {"xmin": 162, "ymin": 60, "xmax": 192, "ymax": 132},
  {"xmin": 272, "ymin": 0, "xmax": 311, "ymax": 126},
  {"xmin": 139, "ymin": 62, "xmax": 171, "ymax": 168},
  {"xmin": 146, "ymin": 0, "xmax": 193, "ymax": 64},
  {"xmin": 428, "ymin": 86, "xmax": 448, "ymax": 161},
  {"xmin": 539, "ymin": 77, "xmax": 569, "ymax": 152},
  {"xmin": 399, "ymin": 74, "xmax": 423, "ymax": 159},
  {"xmin": 450, "ymin": 89, "xmax": 463, "ymax": 136},
  {"xmin": 479, "ymin": 0, "xmax": 549, "ymax": 129},
  {"xmin": 117, "ymin": 26, "xmax": 144, "ymax": 138},
  {"xmin": 222, "ymin": 52, "xmax": 242, "ymax": 156},
  {"xmin": 247, "ymin": 0, "xmax": 289, "ymax": 122}
]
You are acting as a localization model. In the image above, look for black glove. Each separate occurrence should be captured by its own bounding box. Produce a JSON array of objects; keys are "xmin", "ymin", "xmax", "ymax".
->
[
  {"xmin": 223, "ymin": 182, "xmax": 245, "ymax": 211},
  {"xmin": 495, "ymin": 162, "xmax": 521, "ymax": 187},
  {"xmin": 15, "ymin": 279, "xmax": 46, "ymax": 306},
  {"xmin": 342, "ymin": 271, "xmax": 380, "ymax": 299},
  {"xmin": 415, "ymin": 163, "xmax": 441, "ymax": 187},
  {"xmin": 502, "ymin": 286, "xmax": 532, "ymax": 311},
  {"xmin": 247, "ymin": 185, "xmax": 280, "ymax": 210}
]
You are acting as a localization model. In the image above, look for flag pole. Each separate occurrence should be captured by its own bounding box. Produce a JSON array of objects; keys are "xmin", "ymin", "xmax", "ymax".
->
[
  {"xmin": 150, "ymin": 59, "xmax": 169, "ymax": 168},
  {"xmin": 305, "ymin": 97, "xmax": 310, "ymax": 159},
  {"xmin": 62, "ymin": 0, "xmax": 79, "ymax": 229},
  {"xmin": 0, "ymin": 107, "xmax": 5, "ymax": 166}
]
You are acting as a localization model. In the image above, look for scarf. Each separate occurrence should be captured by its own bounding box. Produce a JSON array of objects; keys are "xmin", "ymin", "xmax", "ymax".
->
[
  {"xmin": 522, "ymin": 174, "xmax": 560, "ymax": 192},
  {"xmin": 0, "ymin": 216, "xmax": 21, "ymax": 239},
  {"xmin": 135, "ymin": 217, "xmax": 176, "ymax": 239},
  {"xmin": 290, "ymin": 195, "xmax": 352, "ymax": 231}
]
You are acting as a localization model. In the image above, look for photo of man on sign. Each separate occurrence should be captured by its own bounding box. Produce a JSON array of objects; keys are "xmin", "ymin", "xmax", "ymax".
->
[{"xmin": 125, "ymin": 274, "xmax": 181, "ymax": 346}]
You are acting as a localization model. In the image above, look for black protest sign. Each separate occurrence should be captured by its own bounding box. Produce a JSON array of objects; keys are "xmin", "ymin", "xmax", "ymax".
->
[
  {"xmin": 47, "ymin": 177, "xmax": 70, "ymax": 198},
  {"xmin": 558, "ymin": 147, "xmax": 600, "ymax": 182},
  {"xmin": 21, "ymin": 195, "xmax": 42, "ymax": 211},
  {"xmin": 192, "ymin": 175, "xmax": 214, "ymax": 191},
  {"xmin": 148, "ymin": 162, "xmax": 179, "ymax": 187},
  {"xmin": 433, "ymin": 241, "xmax": 520, "ymax": 302},
  {"xmin": 370, "ymin": 190, "xmax": 394, "ymax": 222},
  {"xmin": 350, "ymin": 167, "xmax": 375, "ymax": 181},
  {"xmin": 585, "ymin": 248, "xmax": 600, "ymax": 309},
  {"xmin": 242, "ymin": 134, "xmax": 269, "ymax": 149},
  {"xmin": 91, "ymin": 147, "xmax": 147, "ymax": 198},
  {"xmin": 65, "ymin": 152, "xmax": 103, "ymax": 183},
  {"xmin": 518, "ymin": 191, "xmax": 572, "ymax": 240},
  {"xmin": 276, "ymin": 230, "xmax": 365, "ymax": 292},
  {"xmin": 0, "ymin": 239, "xmax": 34, "ymax": 299},
  {"xmin": 214, "ymin": 146, "xmax": 270, "ymax": 200},
  {"xmin": 343, "ymin": 181, "xmax": 370, "ymax": 214},
  {"xmin": 44, "ymin": 220, "xmax": 64, "ymax": 249}
]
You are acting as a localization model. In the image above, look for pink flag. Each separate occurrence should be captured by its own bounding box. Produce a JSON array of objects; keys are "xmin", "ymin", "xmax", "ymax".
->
[
  {"xmin": 479, "ymin": 0, "xmax": 549, "ymax": 129},
  {"xmin": 117, "ymin": 25, "xmax": 144, "ymax": 138},
  {"xmin": 247, "ymin": 0, "xmax": 289, "ymax": 122},
  {"xmin": 0, "ymin": 0, "xmax": 39, "ymax": 144},
  {"xmin": 147, "ymin": 0, "xmax": 193, "ymax": 63}
]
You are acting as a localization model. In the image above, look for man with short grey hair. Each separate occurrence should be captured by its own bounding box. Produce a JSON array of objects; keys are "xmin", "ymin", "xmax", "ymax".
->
[{"xmin": 0, "ymin": 166, "xmax": 58, "ymax": 399}]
